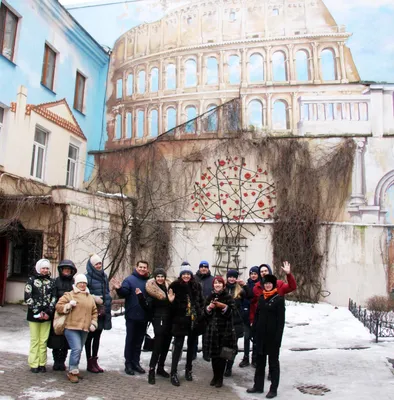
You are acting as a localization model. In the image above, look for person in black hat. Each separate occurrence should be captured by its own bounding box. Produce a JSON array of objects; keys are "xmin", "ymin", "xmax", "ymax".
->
[{"xmin": 247, "ymin": 274, "xmax": 285, "ymax": 398}]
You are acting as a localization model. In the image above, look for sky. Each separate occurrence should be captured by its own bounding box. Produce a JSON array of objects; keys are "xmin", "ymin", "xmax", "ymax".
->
[{"xmin": 58, "ymin": 0, "xmax": 394, "ymax": 83}]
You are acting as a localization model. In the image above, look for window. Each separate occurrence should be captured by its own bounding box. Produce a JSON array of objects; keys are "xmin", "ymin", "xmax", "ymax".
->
[
  {"xmin": 296, "ymin": 50, "xmax": 310, "ymax": 81},
  {"xmin": 127, "ymin": 74, "xmax": 133, "ymax": 96},
  {"xmin": 41, "ymin": 44, "xmax": 56, "ymax": 91},
  {"xmin": 321, "ymin": 49, "xmax": 336, "ymax": 81},
  {"xmin": 228, "ymin": 55, "xmax": 241, "ymax": 84},
  {"xmin": 248, "ymin": 100, "xmax": 263, "ymax": 129},
  {"xmin": 126, "ymin": 112, "xmax": 132, "ymax": 138},
  {"xmin": 229, "ymin": 11, "xmax": 236, "ymax": 22},
  {"xmin": 150, "ymin": 68, "xmax": 159, "ymax": 92},
  {"xmin": 115, "ymin": 114, "xmax": 122, "ymax": 139},
  {"xmin": 138, "ymin": 70, "xmax": 146, "ymax": 93},
  {"xmin": 185, "ymin": 106, "xmax": 197, "ymax": 133},
  {"xmin": 137, "ymin": 110, "xmax": 144, "ymax": 138},
  {"xmin": 166, "ymin": 107, "xmax": 176, "ymax": 131},
  {"xmin": 273, "ymin": 100, "xmax": 289, "ymax": 130},
  {"xmin": 66, "ymin": 144, "xmax": 78, "ymax": 187},
  {"xmin": 150, "ymin": 110, "xmax": 158, "ymax": 136},
  {"xmin": 0, "ymin": 3, "xmax": 18, "ymax": 61},
  {"xmin": 206, "ymin": 105, "xmax": 218, "ymax": 132},
  {"xmin": 206, "ymin": 57, "xmax": 218, "ymax": 85},
  {"xmin": 249, "ymin": 54, "xmax": 264, "ymax": 83},
  {"xmin": 30, "ymin": 126, "xmax": 47, "ymax": 180},
  {"xmin": 185, "ymin": 59, "xmax": 197, "ymax": 87},
  {"xmin": 116, "ymin": 79, "xmax": 123, "ymax": 99},
  {"xmin": 272, "ymin": 51, "xmax": 287, "ymax": 82},
  {"xmin": 166, "ymin": 64, "xmax": 176, "ymax": 90},
  {"xmin": 272, "ymin": 8, "xmax": 279, "ymax": 16},
  {"xmin": 74, "ymin": 72, "xmax": 86, "ymax": 113},
  {"xmin": 0, "ymin": 107, "xmax": 4, "ymax": 129}
]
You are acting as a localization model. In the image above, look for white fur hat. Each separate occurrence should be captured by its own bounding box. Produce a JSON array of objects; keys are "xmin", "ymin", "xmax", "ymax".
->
[
  {"xmin": 74, "ymin": 274, "xmax": 88, "ymax": 285},
  {"xmin": 90, "ymin": 254, "xmax": 102, "ymax": 267},
  {"xmin": 35, "ymin": 259, "xmax": 51, "ymax": 274}
]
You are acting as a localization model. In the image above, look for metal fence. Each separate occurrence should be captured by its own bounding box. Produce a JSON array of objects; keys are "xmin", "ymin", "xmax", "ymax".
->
[{"xmin": 348, "ymin": 298, "xmax": 394, "ymax": 343}]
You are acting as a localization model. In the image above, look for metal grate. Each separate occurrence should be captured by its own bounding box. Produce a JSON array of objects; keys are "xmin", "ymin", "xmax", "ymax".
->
[{"xmin": 297, "ymin": 384, "xmax": 331, "ymax": 396}]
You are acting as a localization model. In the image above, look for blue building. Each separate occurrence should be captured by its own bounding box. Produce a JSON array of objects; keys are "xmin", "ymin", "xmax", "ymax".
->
[{"xmin": 0, "ymin": 0, "xmax": 109, "ymax": 180}]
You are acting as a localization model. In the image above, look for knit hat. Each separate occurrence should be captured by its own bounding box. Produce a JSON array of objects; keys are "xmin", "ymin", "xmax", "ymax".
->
[
  {"xmin": 74, "ymin": 274, "xmax": 88, "ymax": 285},
  {"xmin": 179, "ymin": 261, "xmax": 193, "ymax": 277},
  {"xmin": 199, "ymin": 260, "xmax": 209, "ymax": 269},
  {"xmin": 249, "ymin": 266, "xmax": 260, "ymax": 275},
  {"xmin": 259, "ymin": 263, "xmax": 273, "ymax": 275},
  {"xmin": 263, "ymin": 274, "xmax": 277, "ymax": 289},
  {"xmin": 35, "ymin": 259, "xmax": 51, "ymax": 274},
  {"xmin": 90, "ymin": 254, "xmax": 102, "ymax": 266},
  {"xmin": 153, "ymin": 268, "xmax": 167, "ymax": 278},
  {"xmin": 212, "ymin": 276, "xmax": 225, "ymax": 287},
  {"xmin": 226, "ymin": 269, "xmax": 239, "ymax": 279}
]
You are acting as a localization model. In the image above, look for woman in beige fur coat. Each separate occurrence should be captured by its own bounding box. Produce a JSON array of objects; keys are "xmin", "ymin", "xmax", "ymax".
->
[{"xmin": 56, "ymin": 274, "xmax": 98, "ymax": 383}]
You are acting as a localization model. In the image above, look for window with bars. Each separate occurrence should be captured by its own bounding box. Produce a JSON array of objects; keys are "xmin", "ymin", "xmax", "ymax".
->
[
  {"xmin": 0, "ymin": 3, "xmax": 18, "ymax": 61},
  {"xmin": 66, "ymin": 144, "xmax": 78, "ymax": 187},
  {"xmin": 74, "ymin": 71, "xmax": 86, "ymax": 113},
  {"xmin": 30, "ymin": 126, "xmax": 47, "ymax": 180},
  {"xmin": 41, "ymin": 44, "xmax": 57, "ymax": 91}
]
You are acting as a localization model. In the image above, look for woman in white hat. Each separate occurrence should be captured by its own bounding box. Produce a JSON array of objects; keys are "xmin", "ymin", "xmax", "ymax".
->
[
  {"xmin": 56, "ymin": 273, "xmax": 98, "ymax": 383},
  {"xmin": 24, "ymin": 258, "xmax": 56, "ymax": 373}
]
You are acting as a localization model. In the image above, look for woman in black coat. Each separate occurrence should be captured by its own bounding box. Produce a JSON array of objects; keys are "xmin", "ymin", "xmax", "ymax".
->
[
  {"xmin": 85, "ymin": 254, "xmax": 112, "ymax": 373},
  {"xmin": 168, "ymin": 262, "xmax": 205, "ymax": 387},
  {"xmin": 247, "ymin": 274, "xmax": 285, "ymax": 399},
  {"xmin": 137, "ymin": 268, "xmax": 172, "ymax": 384},
  {"xmin": 204, "ymin": 276, "xmax": 237, "ymax": 388},
  {"xmin": 47, "ymin": 259, "xmax": 77, "ymax": 370}
]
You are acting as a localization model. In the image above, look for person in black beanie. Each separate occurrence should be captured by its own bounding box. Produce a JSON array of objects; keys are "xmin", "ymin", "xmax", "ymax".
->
[
  {"xmin": 136, "ymin": 267, "xmax": 172, "ymax": 384},
  {"xmin": 247, "ymin": 274, "xmax": 285, "ymax": 399}
]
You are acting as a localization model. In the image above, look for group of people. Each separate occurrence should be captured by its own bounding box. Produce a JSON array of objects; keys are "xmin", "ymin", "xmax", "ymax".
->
[{"xmin": 25, "ymin": 256, "xmax": 297, "ymax": 398}]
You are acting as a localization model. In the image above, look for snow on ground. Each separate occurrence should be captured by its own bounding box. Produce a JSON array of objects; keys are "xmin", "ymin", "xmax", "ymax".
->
[
  {"xmin": 19, "ymin": 388, "xmax": 64, "ymax": 400},
  {"xmin": 1, "ymin": 302, "xmax": 394, "ymax": 399}
]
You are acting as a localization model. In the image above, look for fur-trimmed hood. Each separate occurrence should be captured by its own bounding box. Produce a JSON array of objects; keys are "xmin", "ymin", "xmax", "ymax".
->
[{"xmin": 146, "ymin": 278, "xmax": 170, "ymax": 300}]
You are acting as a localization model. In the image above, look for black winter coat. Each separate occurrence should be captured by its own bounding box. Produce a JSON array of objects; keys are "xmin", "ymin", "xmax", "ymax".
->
[
  {"xmin": 169, "ymin": 278, "xmax": 205, "ymax": 337},
  {"xmin": 86, "ymin": 260, "xmax": 112, "ymax": 330},
  {"xmin": 252, "ymin": 293, "xmax": 285, "ymax": 355},
  {"xmin": 241, "ymin": 278, "xmax": 259, "ymax": 324},
  {"xmin": 137, "ymin": 278, "xmax": 172, "ymax": 336},
  {"xmin": 195, "ymin": 271, "xmax": 214, "ymax": 299},
  {"xmin": 24, "ymin": 273, "xmax": 56, "ymax": 322},
  {"xmin": 203, "ymin": 290, "xmax": 237, "ymax": 358},
  {"xmin": 226, "ymin": 283, "xmax": 252, "ymax": 338}
]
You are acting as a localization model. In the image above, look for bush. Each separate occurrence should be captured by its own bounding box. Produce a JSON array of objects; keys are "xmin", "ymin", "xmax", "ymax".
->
[{"xmin": 366, "ymin": 295, "xmax": 394, "ymax": 319}]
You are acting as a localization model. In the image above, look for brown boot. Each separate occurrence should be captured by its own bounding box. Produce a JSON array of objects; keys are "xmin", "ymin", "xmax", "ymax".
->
[
  {"xmin": 87, "ymin": 357, "xmax": 100, "ymax": 373},
  {"xmin": 67, "ymin": 372, "xmax": 79, "ymax": 383},
  {"xmin": 93, "ymin": 356, "xmax": 104, "ymax": 373}
]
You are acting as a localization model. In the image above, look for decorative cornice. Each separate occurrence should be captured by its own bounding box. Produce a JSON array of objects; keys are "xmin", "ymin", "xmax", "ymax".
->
[{"xmin": 26, "ymin": 99, "xmax": 86, "ymax": 141}]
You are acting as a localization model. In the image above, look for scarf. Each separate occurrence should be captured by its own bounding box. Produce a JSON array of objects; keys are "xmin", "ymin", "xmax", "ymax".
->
[{"xmin": 263, "ymin": 288, "xmax": 278, "ymax": 300}]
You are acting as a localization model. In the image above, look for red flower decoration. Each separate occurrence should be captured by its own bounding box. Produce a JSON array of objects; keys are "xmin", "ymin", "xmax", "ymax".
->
[
  {"xmin": 201, "ymin": 175, "xmax": 206, "ymax": 180},
  {"xmin": 243, "ymin": 193, "xmax": 248, "ymax": 197},
  {"xmin": 205, "ymin": 202, "xmax": 208, "ymax": 205},
  {"xmin": 229, "ymin": 207, "xmax": 232, "ymax": 211},
  {"xmin": 270, "ymin": 207, "xmax": 275, "ymax": 213},
  {"xmin": 235, "ymin": 200, "xmax": 240, "ymax": 205},
  {"xmin": 201, "ymin": 216, "xmax": 206, "ymax": 220},
  {"xmin": 191, "ymin": 195, "xmax": 194, "ymax": 199},
  {"xmin": 219, "ymin": 160, "xmax": 225, "ymax": 167},
  {"xmin": 235, "ymin": 157, "xmax": 238, "ymax": 160},
  {"xmin": 258, "ymin": 184, "xmax": 263, "ymax": 189},
  {"xmin": 195, "ymin": 182, "xmax": 199, "ymax": 185},
  {"xmin": 258, "ymin": 200, "xmax": 265, "ymax": 208},
  {"xmin": 215, "ymin": 213, "xmax": 221, "ymax": 220},
  {"xmin": 258, "ymin": 168, "xmax": 262, "ymax": 173},
  {"xmin": 229, "ymin": 181, "xmax": 233, "ymax": 185},
  {"xmin": 252, "ymin": 191, "xmax": 256, "ymax": 196},
  {"xmin": 220, "ymin": 182, "xmax": 224, "ymax": 187},
  {"xmin": 192, "ymin": 208, "xmax": 195, "ymax": 211},
  {"xmin": 223, "ymin": 200, "xmax": 227, "ymax": 204},
  {"xmin": 206, "ymin": 192, "xmax": 211, "ymax": 197},
  {"xmin": 202, "ymin": 184, "xmax": 206, "ymax": 188},
  {"xmin": 225, "ymin": 194, "xmax": 229, "ymax": 198},
  {"xmin": 233, "ymin": 216, "xmax": 239, "ymax": 221},
  {"xmin": 234, "ymin": 166, "xmax": 238, "ymax": 171},
  {"xmin": 245, "ymin": 173, "xmax": 251, "ymax": 180},
  {"xmin": 264, "ymin": 171, "xmax": 268, "ymax": 175},
  {"xmin": 194, "ymin": 203, "xmax": 199, "ymax": 207},
  {"xmin": 252, "ymin": 179, "xmax": 256, "ymax": 183},
  {"xmin": 242, "ymin": 209, "xmax": 246, "ymax": 213}
]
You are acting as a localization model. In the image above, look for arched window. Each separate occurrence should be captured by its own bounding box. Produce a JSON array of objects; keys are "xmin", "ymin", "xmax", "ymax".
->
[
  {"xmin": 166, "ymin": 64, "xmax": 176, "ymax": 90},
  {"xmin": 138, "ymin": 70, "xmax": 146, "ymax": 93},
  {"xmin": 296, "ymin": 50, "xmax": 310, "ymax": 81},
  {"xmin": 206, "ymin": 57, "xmax": 218, "ymax": 85},
  {"xmin": 126, "ymin": 112, "xmax": 132, "ymax": 138},
  {"xmin": 272, "ymin": 51, "xmax": 287, "ymax": 82},
  {"xmin": 137, "ymin": 110, "xmax": 144, "ymax": 137},
  {"xmin": 248, "ymin": 53, "xmax": 264, "ymax": 83},
  {"xmin": 150, "ymin": 109, "xmax": 158, "ymax": 136},
  {"xmin": 228, "ymin": 55, "xmax": 241, "ymax": 84},
  {"xmin": 321, "ymin": 49, "xmax": 336, "ymax": 81},
  {"xmin": 166, "ymin": 107, "xmax": 177, "ymax": 131},
  {"xmin": 185, "ymin": 106, "xmax": 197, "ymax": 133},
  {"xmin": 206, "ymin": 104, "xmax": 218, "ymax": 132},
  {"xmin": 247, "ymin": 100, "xmax": 263, "ymax": 129},
  {"xmin": 185, "ymin": 59, "xmax": 197, "ymax": 87},
  {"xmin": 229, "ymin": 11, "xmax": 236, "ymax": 22},
  {"xmin": 115, "ymin": 114, "xmax": 122, "ymax": 139},
  {"xmin": 273, "ymin": 100, "xmax": 289, "ymax": 130},
  {"xmin": 116, "ymin": 79, "xmax": 123, "ymax": 99},
  {"xmin": 150, "ymin": 68, "xmax": 159, "ymax": 92},
  {"xmin": 126, "ymin": 74, "xmax": 133, "ymax": 96},
  {"xmin": 272, "ymin": 8, "xmax": 279, "ymax": 16}
]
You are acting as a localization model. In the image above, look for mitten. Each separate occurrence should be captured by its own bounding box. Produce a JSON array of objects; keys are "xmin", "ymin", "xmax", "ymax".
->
[
  {"xmin": 63, "ymin": 303, "xmax": 72, "ymax": 313},
  {"xmin": 89, "ymin": 324, "xmax": 96, "ymax": 332},
  {"xmin": 69, "ymin": 300, "xmax": 77, "ymax": 307},
  {"xmin": 93, "ymin": 295, "xmax": 103, "ymax": 305}
]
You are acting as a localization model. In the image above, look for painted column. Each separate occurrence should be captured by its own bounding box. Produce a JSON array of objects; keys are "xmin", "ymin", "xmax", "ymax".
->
[
  {"xmin": 287, "ymin": 44, "xmax": 295, "ymax": 84},
  {"xmin": 198, "ymin": 53, "xmax": 203, "ymax": 89},
  {"xmin": 145, "ymin": 63, "xmax": 150, "ymax": 93},
  {"xmin": 241, "ymin": 48, "xmax": 247, "ymax": 88},
  {"xmin": 177, "ymin": 56, "xmax": 182, "ymax": 91},
  {"xmin": 145, "ymin": 106, "xmax": 149, "ymax": 138},
  {"xmin": 266, "ymin": 46, "xmax": 272, "ymax": 85},
  {"xmin": 158, "ymin": 103, "xmax": 163, "ymax": 135},
  {"xmin": 312, "ymin": 42, "xmax": 321, "ymax": 84},
  {"xmin": 338, "ymin": 42, "xmax": 348, "ymax": 83},
  {"xmin": 292, "ymin": 92, "xmax": 298, "ymax": 133},
  {"xmin": 219, "ymin": 50, "xmax": 225, "ymax": 89},
  {"xmin": 159, "ymin": 59, "xmax": 164, "ymax": 91},
  {"xmin": 349, "ymin": 139, "xmax": 367, "ymax": 206},
  {"xmin": 267, "ymin": 93, "xmax": 272, "ymax": 130}
]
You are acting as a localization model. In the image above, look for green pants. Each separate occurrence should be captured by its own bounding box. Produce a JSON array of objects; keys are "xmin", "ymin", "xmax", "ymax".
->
[{"xmin": 28, "ymin": 321, "xmax": 51, "ymax": 368}]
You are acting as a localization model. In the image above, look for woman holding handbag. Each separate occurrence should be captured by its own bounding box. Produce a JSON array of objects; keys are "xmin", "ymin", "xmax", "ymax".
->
[
  {"xmin": 204, "ymin": 276, "xmax": 237, "ymax": 388},
  {"xmin": 136, "ymin": 267, "xmax": 172, "ymax": 385},
  {"xmin": 85, "ymin": 254, "xmax": 112, "ymax": 373}
]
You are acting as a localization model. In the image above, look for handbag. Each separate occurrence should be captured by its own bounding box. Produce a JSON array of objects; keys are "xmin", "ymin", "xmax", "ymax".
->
[
  {"xmin": 53, "ymin": 311, "xmax": 67, "ymax": 335},
  {"xmin": 220, "ymin": 346, "xmax": 237, "ymax": 361},
  {"xmin": 97, "ymin": 305, "xmax": 106, "ymax": 317},
  {"xmin": 142, "ymin": 322, "xmax": 155, "ymax": 352}
]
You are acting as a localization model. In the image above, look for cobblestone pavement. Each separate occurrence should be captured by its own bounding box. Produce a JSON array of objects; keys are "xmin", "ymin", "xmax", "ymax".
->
[{"xmin": 0, "ymin": 306, "xmax": 247, "ymax": 400}]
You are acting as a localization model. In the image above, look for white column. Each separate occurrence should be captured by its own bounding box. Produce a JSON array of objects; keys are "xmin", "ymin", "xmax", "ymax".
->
[{"xmin": 349, "ymin": 139, "xmax": 367, "ymax": 206}]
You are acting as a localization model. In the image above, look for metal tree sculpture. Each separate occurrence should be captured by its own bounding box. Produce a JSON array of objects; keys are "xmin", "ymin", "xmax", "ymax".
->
[{"xmin": 191, "ymin": 156, "xmax": 276, "ymax": 273}]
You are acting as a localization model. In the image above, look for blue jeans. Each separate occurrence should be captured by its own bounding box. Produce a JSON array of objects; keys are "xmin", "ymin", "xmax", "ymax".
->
[{"xmin": 64, "ymin": 329, "xmax": 88, "ymax": 372}]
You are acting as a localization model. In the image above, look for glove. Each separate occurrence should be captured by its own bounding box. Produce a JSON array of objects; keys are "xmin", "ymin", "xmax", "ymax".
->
[
  {"xmin": 93, "ymin": 295, "xmax": 103, "ymax": 305},
  {"xmin": 89, "ymin": 324, "xmax": 96, "ymax": 332},
  {"xmin": 69, "ymin": 300, "xmax": 77, "ymax": 307}
]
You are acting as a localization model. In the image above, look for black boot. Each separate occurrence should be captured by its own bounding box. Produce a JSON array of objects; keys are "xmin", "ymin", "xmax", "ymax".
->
[
  {"xmin": 171, "ymin": 372, "xmax": 180, "ymax": 386},
  {"xmin": 266, "ymin": 390, "xmax": 277, "ymax": 398},
  {"xmin": 148, "ymin": 368, "xmax": 155, "ymax": 385},
  {"xmin": 125, "ymin": 364, "xmax": 135, "ymax": 375},
  {"xmin": 157, "ymin": 366, "xmax": 170, "ymax": 378},
  {"xmin": 239, "ymin": 357, "xmax": 250, "ymax": 368},
  {"xmin": 185, "ymin": 368, "xmax": 193, "ymax": 381},
  {"xmin": 224, "ymin": 361, "xmax": 233, "ymax": 377}
]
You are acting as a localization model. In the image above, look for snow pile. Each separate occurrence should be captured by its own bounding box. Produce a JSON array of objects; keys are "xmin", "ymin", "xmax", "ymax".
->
[{"xmin": 20, "ymin": 388, "xmax": 64, "ymax": 400}]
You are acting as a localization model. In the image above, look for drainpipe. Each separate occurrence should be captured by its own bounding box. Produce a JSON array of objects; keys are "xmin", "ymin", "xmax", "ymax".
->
[{"xmin": 60, "ymin": 204, "xmax": 68, "ymax": 261}]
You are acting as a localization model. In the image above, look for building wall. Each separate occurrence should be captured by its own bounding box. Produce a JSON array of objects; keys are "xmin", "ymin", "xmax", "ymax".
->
[{"xmin": 0, "ymin": 0, "xmax": 109, "ymax": 181}]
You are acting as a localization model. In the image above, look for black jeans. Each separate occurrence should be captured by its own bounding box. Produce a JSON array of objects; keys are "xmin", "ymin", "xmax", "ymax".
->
[
  {"xmin": 124, "ymin": 319, "xmax": 148, "ymax": 366},
  {"xmin": 171, "ymin": 334, "xmax": 198, "ymax": 374},
  {"xmin": 211, "ymin": 357, "xmax": 226, "ymax": 382},
  {"xmin": 254, "ymin": 348, "xmax": 280, "ymax": 392},
  {"xmin": 85, "ymin": 329, "xmax": 103, "ymax": 359},
  {"xmin": 149, "ymin": 333, "xmax": 172, "ymax": 369}
]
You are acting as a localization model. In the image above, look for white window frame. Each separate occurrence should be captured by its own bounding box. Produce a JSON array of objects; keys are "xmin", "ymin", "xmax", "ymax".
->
[
  {"xmin": 66, "ymin": 143, "xmax": 79, "ymax": 187},
  {"xmin": 30, "ymin": 126, "xmax": 48, "ymax": 181}
]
